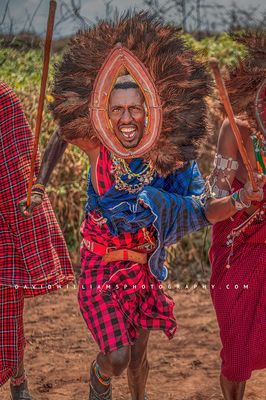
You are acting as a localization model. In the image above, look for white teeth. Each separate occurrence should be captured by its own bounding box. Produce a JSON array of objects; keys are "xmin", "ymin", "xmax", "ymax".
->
[
  {"xmin": 121, "ymin": 132, "xmax": 135, "ymax": 138},
  {"xmin": 120, "ymin": 127, "xmax": 136, "ymax": 133},
  {"xmin": 120, "ymin": 127, "xmax": 136, "ymax": 139}
]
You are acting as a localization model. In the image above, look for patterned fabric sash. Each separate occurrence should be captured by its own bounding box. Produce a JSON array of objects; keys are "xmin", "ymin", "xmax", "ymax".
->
[{"xmin": 252, "ymin": 134, "xmax": 266, "ymax": 174}]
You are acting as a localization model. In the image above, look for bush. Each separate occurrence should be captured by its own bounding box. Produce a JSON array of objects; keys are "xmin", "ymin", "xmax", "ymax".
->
[{"xmin": 183, "ymin": 32, "xmax": 247, "ymax": 67}]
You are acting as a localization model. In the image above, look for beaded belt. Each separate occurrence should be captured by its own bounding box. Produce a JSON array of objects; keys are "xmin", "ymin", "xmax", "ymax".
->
[{"xmin": 82, "ymin": 238, "xmax": 150, "ymax": 264}]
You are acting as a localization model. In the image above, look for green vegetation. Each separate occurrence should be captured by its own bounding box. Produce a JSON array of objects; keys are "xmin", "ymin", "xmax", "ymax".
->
[{"xmin": 183, "ymin": 32, "xmax": 247, "ymax": 67}]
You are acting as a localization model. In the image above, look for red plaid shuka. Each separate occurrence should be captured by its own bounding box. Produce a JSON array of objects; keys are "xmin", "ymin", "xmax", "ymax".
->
[
  {"xmin": 209, "ymin": 179, "xmax": 266, "ymax": 382},
  {"xmin": 78, "ymin": 145, "xmax": 177, "ymax": 354},
  {"xmin": 0, "ymin": 81, "xmax": 74, "ymax": 295},
  {"xmin": 0, "ymin": 287, "xmax": 25, "ymax": 386},
  {"xmin": 0, "ymin": 82, "xmax": 74, "ymax": 386}
]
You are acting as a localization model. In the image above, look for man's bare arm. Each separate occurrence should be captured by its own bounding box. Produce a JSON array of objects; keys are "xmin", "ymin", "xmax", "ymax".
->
[
  {"xmin": 18, "ymin": 130, "xmax": 68, "ymax": 217},
  {"xmin": 205, "ymin": 120, "xmax": 265, "ymax": 224},
  {"xmin": 36, "ymin": 130, "xmax": 68, "ymax": 186}
]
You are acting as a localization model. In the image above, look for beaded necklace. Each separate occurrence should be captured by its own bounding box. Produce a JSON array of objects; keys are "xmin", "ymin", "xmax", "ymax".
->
[
  {"xmin": 225, "ymin": 205, "xmax": 266, "ymax": 269},
  {"xmin": 225, "ymin": 132, "xmax": 266, "ymax": 269},
  {"xmin": 111, "ymin": 154, "xmax": 155, "ymax": 193}
]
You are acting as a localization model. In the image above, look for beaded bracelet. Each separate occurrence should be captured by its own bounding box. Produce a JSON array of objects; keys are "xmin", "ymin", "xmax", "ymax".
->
[
  {"xmin": 239, "ymin": 188, "xmax": 252, "ymax": 208},
  {"xmin": 94, "ymin": 361, "xmax": 111, "ymax": 386},
  {"xmin": 231, "ymin": 189, "xmax": 251, "ymax": 210},
  {"xmin": 31, "ymin": 183, "xmax": 45, "ymax": 197},
  {"xmin": 32, "ymin": 183, "xmax": 45, "ymax": 192}
]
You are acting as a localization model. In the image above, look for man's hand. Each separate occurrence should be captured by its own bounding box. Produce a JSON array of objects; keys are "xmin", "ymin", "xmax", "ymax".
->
[
  {"xmin": 18, "ymin": 194, "xmax": 44, "ymax": 218},
  {"xmin": 241, "ymin": 173, "xmax": 266, "ymax": 204}
]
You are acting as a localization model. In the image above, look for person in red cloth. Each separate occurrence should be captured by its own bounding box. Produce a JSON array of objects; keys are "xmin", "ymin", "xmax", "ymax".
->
[
  {"xmin": 0, "ymin": 81, "xmax": 74, "ymax": 400},
  {"xmin": 20, "ymin": 13, "xmax": 213, "ymax": 400},
  {"xmin": 205, "ymin": 32, "xmax": 266, "ymax": 400}
]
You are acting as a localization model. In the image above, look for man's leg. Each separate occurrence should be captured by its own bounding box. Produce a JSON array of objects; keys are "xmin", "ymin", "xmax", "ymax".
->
[
  {"xmin": 9, "ymin": 290, "xmax": 32, "ymax": 400},
  {"xmin": 127, "ymin": 329, "xmax": 150, "ymax": 400},
  {"xmin": 0, "ymin": 286, "xmax": 31, "ymax": 398},
  {"xmin": 11, "ymin": 358, "xmax": 25, "ymax": 380},
  {"xmin": 10, "ymin": 359, "xmax": 32, "ymax": 400},
  {"xmin": 220, "ymin": 374, "xmax": 246, "ymax": 400},
  {"xmin": 90, "ymin": 346, "xmax": 131, "ymax": 395},
  {"xmin": 0, "ymin": 286, "xmax": 24, "ymax": 385},
  {"xmin": 90, "ymin": 330, "xmax": 150, "ymax": 399}
]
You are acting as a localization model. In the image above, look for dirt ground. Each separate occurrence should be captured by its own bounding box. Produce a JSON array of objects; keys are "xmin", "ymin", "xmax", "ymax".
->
[{"xmin": 0, "ymin": 285, "xmax": 265, "ymax": 400}]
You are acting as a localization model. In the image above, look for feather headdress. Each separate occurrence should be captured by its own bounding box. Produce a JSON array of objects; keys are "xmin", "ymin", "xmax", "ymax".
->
[
  {"xmin": 51, "ymin": 12, "xmax": 211, "ymax": 175},
  {"xmin": 224, "ymin": 30, "xmax": 266, "ymax": 135}
]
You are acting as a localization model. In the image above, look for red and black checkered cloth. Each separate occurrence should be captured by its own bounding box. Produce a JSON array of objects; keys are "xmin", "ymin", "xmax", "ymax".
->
[
  {"xmin": 78, "ymin": 145, "xmax": 177, "ymax": 354},
  {"xmin": 0, "ymin": 81, "xmax": 74, "ymax": 295},
  {"xmin": 209, "ymin": 178, "xmax": 266, "ymax": 381}
]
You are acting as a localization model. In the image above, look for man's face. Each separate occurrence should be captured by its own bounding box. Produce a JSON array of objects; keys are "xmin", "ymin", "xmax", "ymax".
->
[{"xmin": 108, "ymin": 88, "xmax": 146, "ymax": 149}]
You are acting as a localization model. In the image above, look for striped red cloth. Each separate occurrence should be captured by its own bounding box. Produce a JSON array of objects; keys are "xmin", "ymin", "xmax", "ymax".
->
[
  {"xmin": 0, "ymin": 81, "xmax": 74, "ymax": 295},
  {"xmin": 94, "ymin": 143, "xmax": 114, "ymax": 195},
  {"xmin": 0, "ymin": 287, "xmax": 25, "ymax": 386},
  {"xmin": 209, "ymin": 178, "xmax": 266, "ymax": 381},
  {"xmin": 0, "ymin": 81, "xmax": 74, "ymax": 386},
  {"xmin": 78, "ymin": 144, "xmax": 177, "ymax": 354}
]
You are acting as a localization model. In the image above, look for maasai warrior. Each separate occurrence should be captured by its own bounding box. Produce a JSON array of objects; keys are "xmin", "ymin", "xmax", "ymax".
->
[
  {"xmin": 204, "ymin": 32, "xmax": 266, "ymax": 400},
  {"xmin": 0, "ymin": 81, "xmax": 74, "ymax": 400},
  {"xmin": 21, "ymin": 12, "xmax": 212, "ymax": 399}
]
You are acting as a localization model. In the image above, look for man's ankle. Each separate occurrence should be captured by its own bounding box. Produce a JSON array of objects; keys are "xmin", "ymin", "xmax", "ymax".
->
[
  {"xmin": 11, "ymin": 370, "xmax": 27, "ymax": 387},
  {"xmin": 91, "ymin": 361, "xmax": 111, "ymax": 395}
]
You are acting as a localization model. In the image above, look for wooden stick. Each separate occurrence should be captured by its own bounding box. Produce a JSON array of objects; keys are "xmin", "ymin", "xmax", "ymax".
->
[
  {"xmin": 209, "ymin": 57, "xmax": 258, "ymax": 191},
  {"xmin": 27, "ymin": 0, "xmax": 57, "ymax": 206}
]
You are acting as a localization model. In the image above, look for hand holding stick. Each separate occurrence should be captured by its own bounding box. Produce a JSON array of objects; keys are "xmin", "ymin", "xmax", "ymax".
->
[
  {"xmin": 27, "ymin": 0, "xmax": 57, "ymax": 207},
  {"xmin": 209, "ymin": 57, "xmax": 258, "ymax": 191}
]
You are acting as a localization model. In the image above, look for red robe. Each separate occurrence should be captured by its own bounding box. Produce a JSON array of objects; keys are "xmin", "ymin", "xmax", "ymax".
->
[
  {"xmin": 0, "ymin": 82, "xmax": 74, "ymax": 385},
  {"xmin": 0, "ymin": 81, "xmax": 74, "ymax": 296},
  {"xmin": 209, "ymin": 178, "xmax": 266, "ymax": 381}
]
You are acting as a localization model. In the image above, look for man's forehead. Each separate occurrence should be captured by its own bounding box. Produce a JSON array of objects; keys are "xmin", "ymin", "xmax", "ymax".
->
[{"xmin": 109, "ymin": 87, "xmax": 144, "ymax": 105}]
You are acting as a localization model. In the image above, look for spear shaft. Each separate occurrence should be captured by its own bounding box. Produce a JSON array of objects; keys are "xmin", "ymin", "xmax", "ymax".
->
[
  {"xmin": 27, "ymin": 0, "xmax": 57, "ymax": 206},
  {"xmin": 209, "ymin": 58, "xmax": 258, "ymax": 191}
]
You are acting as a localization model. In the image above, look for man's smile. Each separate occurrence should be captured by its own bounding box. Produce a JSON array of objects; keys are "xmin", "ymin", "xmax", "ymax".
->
[{"xmin": 119, "ymin": 125, "xmax": 137, "ymax": 140}]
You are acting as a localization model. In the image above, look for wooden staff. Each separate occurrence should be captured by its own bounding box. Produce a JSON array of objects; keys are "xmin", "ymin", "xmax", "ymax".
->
[
  {"xmin": 209, "ymin": 57, "xmax": 258, "ymax": 191},
  {"xmin": 27, "ymin": 0, "xmax": 57, "ymax": 206}
]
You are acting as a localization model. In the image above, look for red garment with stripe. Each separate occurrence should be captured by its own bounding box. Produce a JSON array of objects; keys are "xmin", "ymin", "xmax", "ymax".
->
[
  {"xmin": 0, "ymin": 81, "xmax": 74, "ymax": 295},
  {"xmin": 0, "ymin": 81, "xmax": 74, "ymax": 386},
  {"xmin": 78, "ymin": 144, "xmax": 177, "ymax": 354},
  {"xmin": 209, "ymin": 179, "xmax": 266, "ymax": 381},
  {"xmin": 0, "ymin": 287, "xmax": 25, "ymax": 386}
]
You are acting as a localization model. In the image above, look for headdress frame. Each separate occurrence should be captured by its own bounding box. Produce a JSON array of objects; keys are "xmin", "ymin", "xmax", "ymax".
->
[{"xmin": 90, "ymin": 44, "xmax": 162, "ymax": 158}]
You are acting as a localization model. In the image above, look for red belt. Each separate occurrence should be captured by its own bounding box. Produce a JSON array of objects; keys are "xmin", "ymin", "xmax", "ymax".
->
[{"xmin": 82, "ymin": 239, "xmax": 148, "ymax": 264}]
